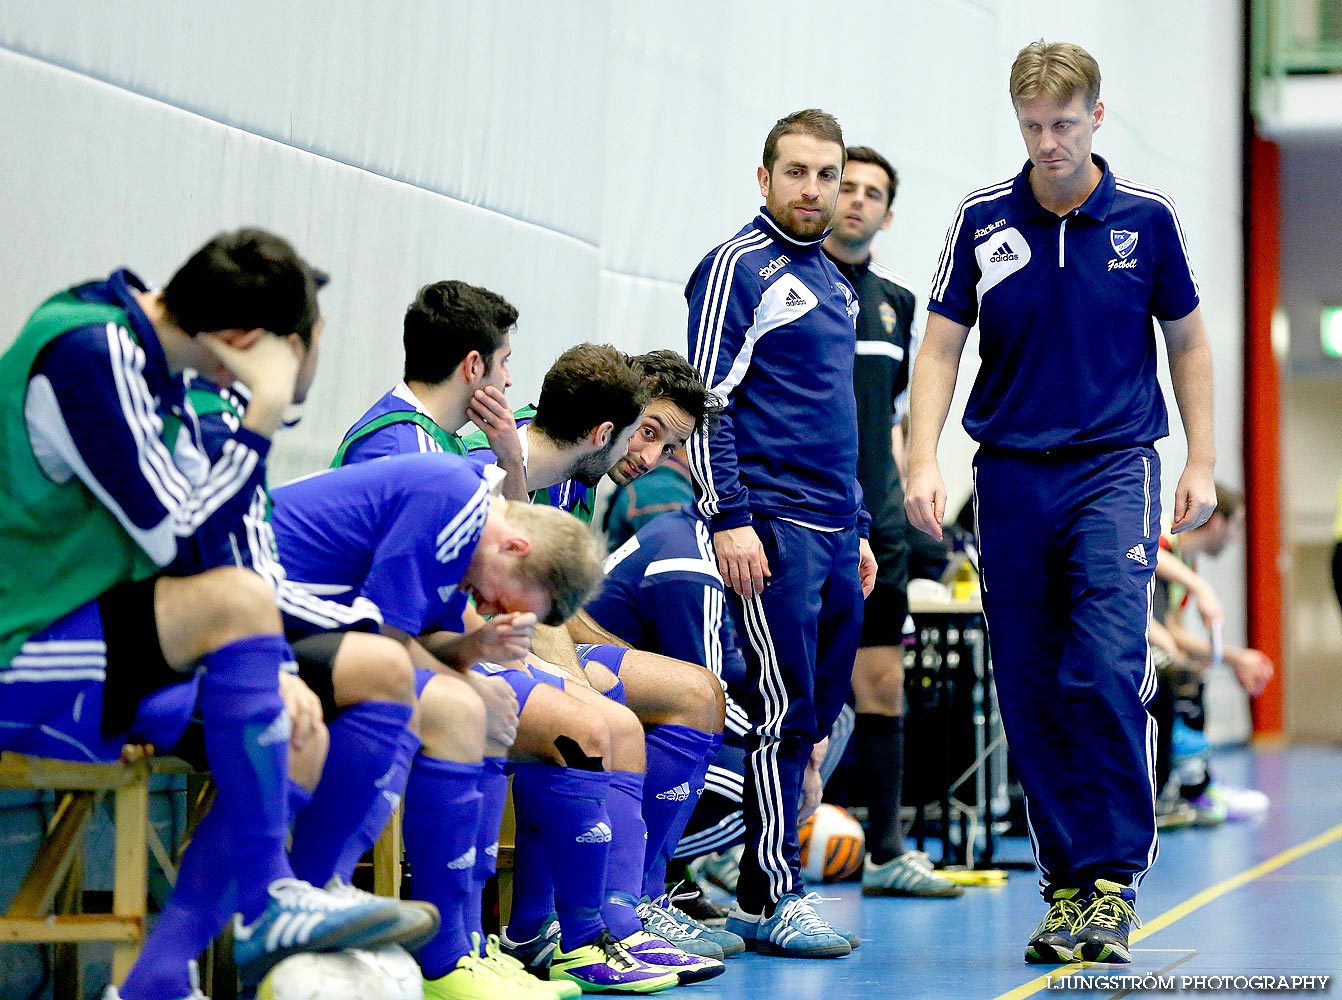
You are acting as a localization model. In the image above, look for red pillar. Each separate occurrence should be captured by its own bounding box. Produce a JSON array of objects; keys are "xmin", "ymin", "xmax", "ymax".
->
[{"xmin": 1244, "ymin": 134, "xmax": 1284, "ymax": 734}]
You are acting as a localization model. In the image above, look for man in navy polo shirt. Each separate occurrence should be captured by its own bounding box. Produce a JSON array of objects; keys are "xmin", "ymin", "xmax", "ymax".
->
[{"xmin": 906, "ymin": 40, "xmax": 1216, "ymax": 965}]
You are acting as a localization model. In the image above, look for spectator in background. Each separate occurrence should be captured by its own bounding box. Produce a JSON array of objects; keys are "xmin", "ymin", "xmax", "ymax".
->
[
  {"xmin": 1152, "ymin": 485, "xmax": 1272, "ymax": 824},
  {"xmin": 823, "ymin": 145, "xmax": 959, "ymax": 899}
]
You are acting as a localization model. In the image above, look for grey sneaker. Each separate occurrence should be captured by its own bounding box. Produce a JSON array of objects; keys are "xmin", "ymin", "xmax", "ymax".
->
[
  {"xmin": 638, "ymin": 889, "xmax": 744, "ymax": 958},
  {"xmin": 861, "ymin": 851, "xmax": 964, "ymax": 898},
  {"xmin": 754, "ymin": 892, "xmax": 852, "ymax": 959}
]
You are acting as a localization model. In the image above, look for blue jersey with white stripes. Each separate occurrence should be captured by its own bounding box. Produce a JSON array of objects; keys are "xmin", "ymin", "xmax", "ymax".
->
[
  {"xmin": 686, "ymin": 209, "xmax": 866, "ymax": 533},
  {"xmin": 270, "ymin": 454, "xmax": 495, "ymax": 636},
  {"xmin": 333, "ymin": 383, "xmax": 470, "ymax": 466},
  {"xmin": 587, "ymin": 506, "xmax": 750, "ymax": 737},
  {"xmin": 928, "ymin": 156, "xmax": 1200, "ymax": 452}
]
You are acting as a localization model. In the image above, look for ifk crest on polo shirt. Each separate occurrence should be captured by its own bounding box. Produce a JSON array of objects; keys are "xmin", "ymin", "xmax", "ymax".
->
[{"xmin": 1110, "ymin": 229, "xmax": 1139, "ymax": 259}]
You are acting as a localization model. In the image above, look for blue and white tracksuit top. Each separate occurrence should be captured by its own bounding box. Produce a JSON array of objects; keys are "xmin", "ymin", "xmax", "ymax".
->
[{"xmin": 686, "ymin": 208, "xmax": 868, "ymax": 536}]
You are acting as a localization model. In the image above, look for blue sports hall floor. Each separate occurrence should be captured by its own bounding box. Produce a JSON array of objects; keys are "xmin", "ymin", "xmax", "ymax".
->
[{"xmin": 683, "ymin": 745, "xmax": 1342, "ymax": 1000}]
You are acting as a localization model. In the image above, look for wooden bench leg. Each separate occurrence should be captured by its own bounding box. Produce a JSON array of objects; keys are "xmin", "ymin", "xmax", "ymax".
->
[
  {"xmin": 111, "ymin": 771, "xmax": 149, "ymax": 985},
  {"xmin": 8, "ymin": 791, "xmax": 98, "ymax": 916},
  {"xmin": 373, "ymin": 804, "xmax": 403, "ymax": 899}
]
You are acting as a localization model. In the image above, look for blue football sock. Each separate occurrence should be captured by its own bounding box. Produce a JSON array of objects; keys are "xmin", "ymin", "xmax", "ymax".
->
[
  {"xmin": 120, "ymin": 808, "xmax": 236, "ymax": 1000},
  {"xmin": 197, "ymin": 635, "xmax": 295, "ymax": 920},
  {"xmin": 513, "ymin": 763, "xmax": 612, "ymax": 948},
  {"xmin": 403, "ymin": 754, "xmax": 484, "ymax": 979},
  {"xmin": 287, "ymin": 778, "xmax": 314, "ymax": 821},
  {"xmin": 289, "ymin": 700, "xmax": 414, "ymax": 886},
  {"xmin": 602, "ymin": 770, "xmax": 648, "ymax": 939},
  {"xmin": 640, "ymin": 725, "xmax": 717, "ymax": 895},
  {"xmin": 331, "ymin": 720, "xmax": 422, "ymax": 882},
  {"xmin": 507, "ymin": 764, "xmax": 556, "ymax": 942},
  {"xmin": 466, "ymin": 756, "xmax": 508, "ymax": 936}
]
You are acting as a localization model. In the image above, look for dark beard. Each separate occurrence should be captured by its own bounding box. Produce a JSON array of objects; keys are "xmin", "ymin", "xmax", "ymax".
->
[
  {"xmin": 777, "ymin": 214, "xmax": 829, "ymax": 241},
  {"xmin": 567, "ymin": 437, "xmax": 622, "ymax": 487}
]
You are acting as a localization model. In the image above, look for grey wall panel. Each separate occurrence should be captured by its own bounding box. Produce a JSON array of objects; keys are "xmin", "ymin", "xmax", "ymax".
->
[{"xmin": 0, "ymin": 0, "xmax": 610, "ymax": 245}]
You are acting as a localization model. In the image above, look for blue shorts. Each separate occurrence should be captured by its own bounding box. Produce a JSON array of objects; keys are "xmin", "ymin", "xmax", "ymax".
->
[
  {"xmin": 414, "ymin": 663, "xmax": 566, "ymax": 715},
  {"xmin": 1, "ymin": 600, "xmax": 198, "ymax": 762},
  {"xmin": 575, "ymin": 643, "xmax": 628, "ymax": 676}
]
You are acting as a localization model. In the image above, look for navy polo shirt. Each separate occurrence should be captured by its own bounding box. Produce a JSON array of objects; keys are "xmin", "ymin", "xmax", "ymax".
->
[{"xmin": 928, "ymin": 155, "xmax": 1199, "ymax": 452}]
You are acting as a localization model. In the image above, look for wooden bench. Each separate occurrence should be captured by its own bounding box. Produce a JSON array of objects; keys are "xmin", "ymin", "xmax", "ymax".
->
[
  {"xmin": 0, "ymin": 753, "xmax": 513, "ymax": 994},
  {"xmin": 0, "ymin": 753, "xmax": 193, "ymax": 993}
]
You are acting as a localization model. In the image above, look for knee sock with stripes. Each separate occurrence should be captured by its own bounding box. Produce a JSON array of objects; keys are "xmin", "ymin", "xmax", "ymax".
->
[
  {"xmin": 601, "ymin": 770, "xmax": 648, "ymax": 939},
  {"xmin": 329, "ymin": 720, "xmax": 422, "ymax": 882},
  {"xmin": 466, "ymin": 756, "xmax": 509, "ymax": 936}
]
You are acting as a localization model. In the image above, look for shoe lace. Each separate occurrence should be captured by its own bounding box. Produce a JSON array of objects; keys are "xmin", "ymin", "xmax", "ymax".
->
[
  {"xmin": 901, "ymin": 850, "xmax": 935, "ymax": 872},
  {"xmin": 264, "ymin": 878, "xmax": 361, "ymax": 913},
  {"xmin": 776, "ymin": 892, "xmax": 838, "ymax": 935},
  {"xmin": 1040, "ymin": 896, "xmax": 1087, "ymax": 934},
  {"xmin": 638, "ymin": 898, "xmax": 695, "ymax": 941},
  {"xmin": 657, "ymin": 880, "xmax": 711, "ymax": 929},
  {"xmin": 1082, "ymin": 894, "xmax": 1142, "ymax": 932},
  {"xmin": 486, "ymin": 933, "xmax": 529, "ymax": 972},
  {"xmin": 591, "ymin": 929, "xmax": 641, "ymax": 971},
  {"xmin": 465, "ymin": 933, "xmax": 518, "ymax": 983}
]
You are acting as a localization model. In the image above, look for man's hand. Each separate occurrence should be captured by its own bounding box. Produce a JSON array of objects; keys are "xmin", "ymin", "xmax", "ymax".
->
[
  {"xmin": 1170, "ymin": 465, "xmax": 1217, "ymax": 534},
  {"xmin": 202, "ymin": 332, "xmax": 301, "ymax": 410},
  {"xmin": 904, "ymin": 462, "xmax": 947, "ymax": 541},
  {"xmin": 279, "ymin": 671, "xmax": 324, "ymax": 752},
  {"xmin": 468, "ymin": 386, "xmax": 527, "ymax": 499},
  {"xmin": 798, "ymin": 737, "xmax": 829, "ymax": 823},
  {"xmin": 466, "ymin": 671, "xmax": 520, "ymax": 747},
  {"xmin": 463, "ymin": 612, "xmax": 538, "ymax": 665},
  {"xmin": 713, "ymin": 525, "xmax": 770, "ymax": 598},
  {"xmin": 857, "ymin": 538, "xmax": 877, "ymax": 598},
  {"xmin": 468, "ymin": 387, "xmax": 521, "ymax": 460},
  {"xmin": 1227, "ymin": 647, "xmax": 1274, "ymax": 697}
]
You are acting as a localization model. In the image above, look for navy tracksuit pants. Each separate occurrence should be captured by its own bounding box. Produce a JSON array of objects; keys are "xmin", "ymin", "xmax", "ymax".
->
[
  {"xmin": 973, "ymin": 446, "xmax": 1161, "ymax": 896},
  {"xmin": 727, "ymin": 517, "xmax": 864, "ymax": 913}
]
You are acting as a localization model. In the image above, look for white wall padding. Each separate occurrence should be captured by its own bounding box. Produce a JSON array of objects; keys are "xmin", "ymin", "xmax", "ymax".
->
[{"xmin": 0, "ymin": 1, "xmax": 1245, "ymax": 657}]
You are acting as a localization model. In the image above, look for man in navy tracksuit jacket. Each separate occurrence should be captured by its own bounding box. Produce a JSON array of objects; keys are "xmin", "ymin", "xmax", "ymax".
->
[
  {"xmin": 905, "ymin": 41, "xmax": 1217, "ymax": 966},
  {"xmin": 687, "ymin": 109, "xmax": 876, "ymax": 959}
]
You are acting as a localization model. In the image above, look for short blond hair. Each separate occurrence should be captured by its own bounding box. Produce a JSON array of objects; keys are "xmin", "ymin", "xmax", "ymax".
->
[
  {"xmin": 503, "ymin": 501, "xmax": 604, "ymax": 626},
  {"xmin": 1009, "ymin": 39, "xmax": 1101, "ymax": 110}
]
